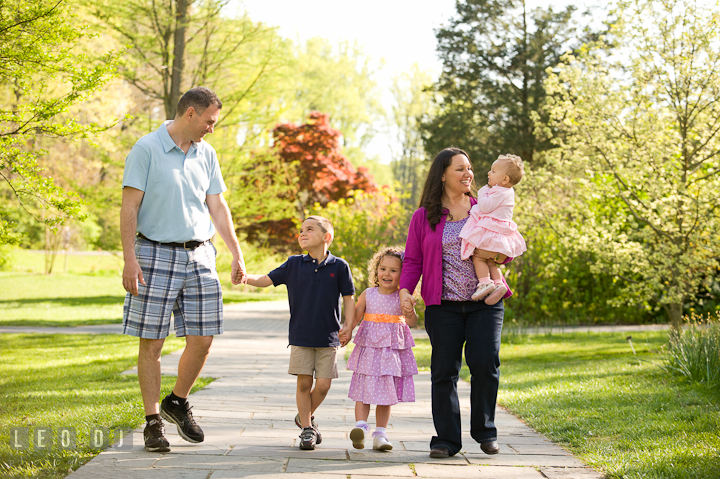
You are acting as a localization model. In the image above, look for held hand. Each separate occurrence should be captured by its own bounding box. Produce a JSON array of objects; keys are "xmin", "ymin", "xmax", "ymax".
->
[
  {"xmin": 401, "ymin": 298, "xmax": 416, "ymax": 317},
  {"xmin": 231, "ymin": 257, "xmax": 247, "ymax": 285},
  {"xmin": 474, "ymin": 249, "xmax": 507, "ymax": 263},
  {"xmin": 122, "ymin": 259, "xmax": 146, "ymax": 296},
  {"xmin": 339, "ymin": 327, "xmax": 353, "ymax": 347},
  {"xmin": 399, "ymin": 289, "xmax": 416, "ymax": 308}
]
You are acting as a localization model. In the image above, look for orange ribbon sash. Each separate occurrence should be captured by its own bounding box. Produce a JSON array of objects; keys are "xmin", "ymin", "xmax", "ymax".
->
[{"xmin": 363, "ymin": 313, "xmax": 406, "ymax": 324}]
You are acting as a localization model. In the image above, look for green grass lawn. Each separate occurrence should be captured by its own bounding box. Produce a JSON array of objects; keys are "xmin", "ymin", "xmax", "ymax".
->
[
  {"xmin": 5, "ymin": 249, "xmax": 126, "ymax": 276},
  {"xmin": 414, "ymin": 331, "xmax": 720, "ymax": 479},
  {"xmin": 0, "ymin": 248, "xmax": 287, "ymax": 326},
  {"xmin": 0, "ymin": 333, "xmax": 212, "ymax": 478},
  {"xmin": 0, "ymin": 273, "xmax": 128, "ymax": 327}
]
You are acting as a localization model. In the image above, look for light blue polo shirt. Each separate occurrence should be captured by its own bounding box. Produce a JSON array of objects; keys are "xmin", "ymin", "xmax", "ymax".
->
[{"xmin": 122, "ymin": 121, "xmax": 227, "ymax": 243}]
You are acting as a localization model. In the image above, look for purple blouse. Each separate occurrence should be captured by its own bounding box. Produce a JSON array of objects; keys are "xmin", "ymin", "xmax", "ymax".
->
[{"xmin": 441, "ymin": 217, "xmax": 478, "ymax": 301}]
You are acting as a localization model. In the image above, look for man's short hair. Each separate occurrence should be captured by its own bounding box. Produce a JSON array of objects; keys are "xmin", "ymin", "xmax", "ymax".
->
[
  {"xmin": 305, "ymin": 215, "xmax": 334, "ymax": 245},
  {"xmin": 176, "ymin": 87, "xmax": 222, "ymax": 117}
]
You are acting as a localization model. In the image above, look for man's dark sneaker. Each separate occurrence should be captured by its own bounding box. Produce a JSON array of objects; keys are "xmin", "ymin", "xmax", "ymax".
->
[
  {"xmin": 143, "ymin": 418, "xmax": 170, "ymax": 452},
  {"xmin": 160, "ymin": 395, "xmax": 204, "ymax": 443},
  {"xmin": 299, "ymin": 427, "xmax": 317, "ymax": 450},
  {"xmin": 293, "ymin": 413, "xmax": 321, "ymax": 444}
]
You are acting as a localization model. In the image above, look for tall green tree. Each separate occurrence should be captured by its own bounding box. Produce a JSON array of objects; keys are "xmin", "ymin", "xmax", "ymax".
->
[
  {"xmin": 0, "ymin": 0, "xmax": 118, "ymax": 245},
  {"xmin": 423, "ymin": 0, "xmax": 597, "ymax": 171},
  {"xmin": 535, "ymin": 0, "xmax": 720, "ymax": 327},
  {"xmin": 388, "ymin": 64, "xmax": 434, "ymax": 209},
  {"xmin": 290, "ymin": 38, "xmax": 384, "ymax": 166},
  {"xmin": 88, "ymin": 0, "xmax": 202, "ymax": 119},
  {"xmin": 88, "ymin": 0, "xmax": 286, "ymax": 122}
]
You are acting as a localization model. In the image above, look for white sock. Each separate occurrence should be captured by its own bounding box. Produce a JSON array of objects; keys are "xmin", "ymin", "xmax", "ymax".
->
[
  {"xmin": 374, "ymin": 427, "xmax": 387, "ymax": 436},
  {"xmin": 355, "ymin": 420, "xmax": 368, "ymax": 430}
]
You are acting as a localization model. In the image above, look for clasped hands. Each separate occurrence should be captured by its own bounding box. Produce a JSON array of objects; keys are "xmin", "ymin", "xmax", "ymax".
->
[
  {"xmin": 401, "ymin": 298, "xmax": 415, "ymax": 317},
  {"xmin": 399, "ymin": 288, "xmax": 416, "ymax": 318},
  {"xmin": 339, "ymin": 326, "xmax": 352, "ymax": 347},
  {"xmin": 231, "ymin": 257, "xmax": 248, "ymax": 285}
]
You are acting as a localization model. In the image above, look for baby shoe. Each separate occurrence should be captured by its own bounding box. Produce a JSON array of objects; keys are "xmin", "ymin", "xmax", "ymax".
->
[
  {"xmin": 372, "ymin": 432, "xmax": 393, "ymax": 451},
  {"xmin": 484, "ymin": 281, "xmax": 508, "ymax": 305},
  {"xmin": 471, "ymin": 281, "xmax": 495, "ymax": 301},
  {"xmin": 350, "ymin": 424, "xmax": 370, "ymax": 449}
]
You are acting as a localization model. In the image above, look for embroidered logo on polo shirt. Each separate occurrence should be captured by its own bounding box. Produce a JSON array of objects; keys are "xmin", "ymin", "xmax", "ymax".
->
[{"xmin": 330, "ymin": 273, "xmax": 335, "ymax": 277}]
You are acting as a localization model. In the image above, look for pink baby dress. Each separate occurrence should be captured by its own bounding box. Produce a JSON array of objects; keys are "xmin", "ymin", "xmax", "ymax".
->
[
  {"xmin": 459, "ymin": 185, "xmax": 527, "ymax": 260},
  {"xmin": 347, "ymin": 288, "xmax": 418, "ymax": 405}
]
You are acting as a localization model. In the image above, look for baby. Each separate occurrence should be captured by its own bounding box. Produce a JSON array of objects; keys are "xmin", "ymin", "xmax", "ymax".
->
[{"xmin": 459, "ymin": 154, "xmax": 527, "ymax": 304}]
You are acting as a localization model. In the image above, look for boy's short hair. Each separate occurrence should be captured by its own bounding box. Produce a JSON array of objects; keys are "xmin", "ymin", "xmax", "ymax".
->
[
  {"xmin": 305, "ymin": 215, "xmax": 334, "ymax": 245},
  {"xmin": 497, "ymin": 154, "xmax": 524, "ymax": 186}
]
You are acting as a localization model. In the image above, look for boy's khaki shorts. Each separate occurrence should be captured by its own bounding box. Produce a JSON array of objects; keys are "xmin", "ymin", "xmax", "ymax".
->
[{"xmin": 288, "ymin": 346, "xmax": 338, "ymax": 378}]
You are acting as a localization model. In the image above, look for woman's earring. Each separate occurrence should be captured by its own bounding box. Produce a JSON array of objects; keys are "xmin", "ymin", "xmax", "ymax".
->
[{"xmin": 441, "ymin": 181, "xmax": 445, "ymax": 190}]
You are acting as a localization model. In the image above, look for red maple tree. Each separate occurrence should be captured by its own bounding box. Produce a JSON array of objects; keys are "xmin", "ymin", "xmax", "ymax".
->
[
  {"xmin": 244, "ymin": 112, "xmax": 377, "ymax": 251},
  {"xmin": 274, "ymin": 111, "xmax": 376, "ymax": 207}
]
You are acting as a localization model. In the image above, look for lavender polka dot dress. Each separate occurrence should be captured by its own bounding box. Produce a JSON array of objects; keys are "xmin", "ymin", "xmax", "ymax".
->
[{"xmin": 347, "ymin": 288, "xmax": 418, "ymax": 405}]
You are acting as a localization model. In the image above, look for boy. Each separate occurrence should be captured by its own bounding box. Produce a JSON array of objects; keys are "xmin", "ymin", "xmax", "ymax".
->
[{"xmin": 246, "ymin": 215, "xmax": 355, "ymax": 450}]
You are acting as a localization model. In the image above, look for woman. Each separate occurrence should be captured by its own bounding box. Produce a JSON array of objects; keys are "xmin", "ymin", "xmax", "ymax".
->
[{"xmin": 399, "ymin": 147, "xmax": 510, "ymax": 458}]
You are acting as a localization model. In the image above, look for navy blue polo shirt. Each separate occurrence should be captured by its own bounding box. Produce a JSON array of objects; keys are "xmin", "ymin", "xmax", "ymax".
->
[{"xmin": 268, "ymin": 252, "xmax": 355, "ymax": 348}]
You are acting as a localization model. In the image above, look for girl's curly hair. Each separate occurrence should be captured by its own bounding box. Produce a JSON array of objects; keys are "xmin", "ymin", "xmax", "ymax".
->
[{"xmin": 368, "ymin": 245, "xmax": 405, "ymax": 287}]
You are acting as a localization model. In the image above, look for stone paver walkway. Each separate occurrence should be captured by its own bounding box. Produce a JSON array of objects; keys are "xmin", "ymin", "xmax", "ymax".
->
[{"xmin": 60, "ymin": 301, "xmax": 603, "ymax": 479}]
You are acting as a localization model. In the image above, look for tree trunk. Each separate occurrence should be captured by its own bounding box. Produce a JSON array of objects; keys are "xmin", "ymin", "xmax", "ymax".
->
[
  {"xmin": 664, "ymin": 302, "xmax": 684, "ymax": 330},
  {"xmin": 167, "ymin": 0, "xmax": 188, "ymax": 119}
]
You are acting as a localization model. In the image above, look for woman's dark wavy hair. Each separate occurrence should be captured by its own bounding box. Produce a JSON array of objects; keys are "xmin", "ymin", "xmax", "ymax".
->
[{"xmin": 419, "ymin": 147, "xmax": 474, "ymax": 230}]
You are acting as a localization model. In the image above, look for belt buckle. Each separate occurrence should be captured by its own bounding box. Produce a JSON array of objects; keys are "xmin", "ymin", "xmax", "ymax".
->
[{"xmin": 184, "ymin": 240, "xmax": 203, "ymax": 250}]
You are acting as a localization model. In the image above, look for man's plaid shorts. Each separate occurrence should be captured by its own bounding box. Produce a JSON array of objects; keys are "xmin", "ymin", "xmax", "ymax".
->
[{"xmin": 123, "ymin": 237, "xmax": 223, "ymax": 339}]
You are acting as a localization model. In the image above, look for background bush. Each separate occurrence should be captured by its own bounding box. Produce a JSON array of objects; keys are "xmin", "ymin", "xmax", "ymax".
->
[{"xmin": 666, "ymin": 313, "xmax": 720, "ymax": 390}]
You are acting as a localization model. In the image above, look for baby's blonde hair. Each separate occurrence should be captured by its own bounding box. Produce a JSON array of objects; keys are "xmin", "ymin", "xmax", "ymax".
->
[
  {"xmin": 368, "ymin": 245, "xmax": 404, "ymax": 287},
  {"xmin": 496, "ymin": 154, "xmax": 524, "ymax": 186}
]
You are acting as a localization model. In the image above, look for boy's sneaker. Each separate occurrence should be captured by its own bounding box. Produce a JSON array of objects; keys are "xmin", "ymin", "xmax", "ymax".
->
[
  {"xmin": 373, "ymin": 433, "xmax": 393, "ymax": 451},
  {"xmin": 160, "ymin": 395, "xmax": 204, "ymax": 443},
  {"xmin": 294, "ymin": 414, "xmax": 321, "ymax": 444},
  {"xmin": 299, "ymin": 427, "xmax": 317, "ymax": 450},
  {"xmin": 143, "ymin": 418, "xmax": 170, "ymax": 452},
  {"xmin": 471, "ymin": 281, "xmax": 495, "ymax": 301},
  {"xmin": 349, "ymin": 426, "xmax": 366, "ymax": 449},
  {"xmin": 294, "ymin": 413, "xmax": 318, "ymax": 430}
]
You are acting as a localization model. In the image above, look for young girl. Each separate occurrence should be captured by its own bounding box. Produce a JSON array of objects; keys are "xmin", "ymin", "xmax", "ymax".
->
[
  {"xmin": 338, "ymin": 246, "xmax": 418, "ymax": 451},
  {"xmin": 459, "ymin": 154, "xmax": 527, "ymax": 304}
]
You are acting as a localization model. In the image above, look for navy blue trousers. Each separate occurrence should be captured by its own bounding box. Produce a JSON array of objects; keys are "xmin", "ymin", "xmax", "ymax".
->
[{"xmin": 424, "ymin": 300, "xmax": 504, "ymax": 455}]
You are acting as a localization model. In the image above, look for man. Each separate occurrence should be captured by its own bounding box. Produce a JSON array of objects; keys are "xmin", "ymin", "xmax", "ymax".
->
[{"xmin": 120, "ymin": 87, "xmax": 246, "ymax": 452}]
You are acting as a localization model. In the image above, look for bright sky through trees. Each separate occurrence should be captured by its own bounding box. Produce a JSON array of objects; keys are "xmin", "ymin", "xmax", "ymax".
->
[
  {"xmin": 237, "ymin": 0, "xmax": 455, "ymax": 161},
  {"xmin": 237, "ymin": 0, "xmax": 592, "ymax": 162}
]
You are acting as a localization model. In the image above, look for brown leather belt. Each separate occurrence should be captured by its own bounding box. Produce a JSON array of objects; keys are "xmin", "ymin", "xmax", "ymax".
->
[{"xmin": 137, "ymin": 233, "xmax": 207, "ymax": 250}]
